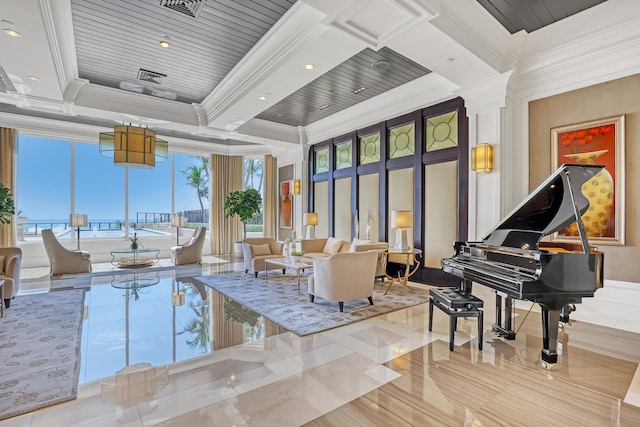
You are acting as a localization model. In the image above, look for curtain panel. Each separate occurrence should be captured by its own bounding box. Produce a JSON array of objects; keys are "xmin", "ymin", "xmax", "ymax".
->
[
  {"xmin": 210, "ymin": 154, "xmax": 243, "ymax": 254},
  {"xmin": 0, "ymin": 128, "xmax": 17, "ymax": 247}
]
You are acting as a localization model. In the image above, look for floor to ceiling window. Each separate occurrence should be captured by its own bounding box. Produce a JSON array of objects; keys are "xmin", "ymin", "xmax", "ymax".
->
[
  {"xmin": 17, "ymin": 135, "xmax": 211, "ymax": 241},
  {"xmin": 243, "ymin": 157, "xmax": 264, "ymax": 236}
]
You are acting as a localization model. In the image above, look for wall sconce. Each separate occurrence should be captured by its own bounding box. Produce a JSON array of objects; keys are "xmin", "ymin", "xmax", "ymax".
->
[
  {"xmin": 303, "ymin": 212, "xmax": 318, "ymax": 239},
  {"xmin": 391, "ymin": 210, "xmax": 412, "ymax": 251},
  {"xmin": 293, "ymin": 179, "xmax": 301, "ymax": 195},
  {"xmin": 471, "ymin": 143, "xmax": 494, "ymax": 174},
  {"xmin": 69, "ymin": 213, "xmax": 88, "ymax": 250},
  {"xmin": 171, "ymin": 214, "xmax": 186, "ymax": 245}
]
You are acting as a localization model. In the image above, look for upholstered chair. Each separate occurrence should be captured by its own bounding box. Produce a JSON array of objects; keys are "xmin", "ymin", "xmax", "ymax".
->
[
  {"xmin": 41, "ymin": 229, "xmax": 92, "ymax": 276},
  {"xmin": 308, "ymin": 250, "xmax": 378, "ymax": 312},
  {"xmin": 242, "ymin": 237, "xmax": 285, "ymax": 277},
  {"xmin": 171, "ymin": 227, "xmax": 206, "ymax": 265},
  {"xmin": 0, "ymin": 247, "xmax": 22, "ymax": 308}
]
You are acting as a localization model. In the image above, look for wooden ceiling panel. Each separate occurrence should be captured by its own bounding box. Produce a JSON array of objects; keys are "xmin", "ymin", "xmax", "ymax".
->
[
  {"xmin": 476, "ymin": 0, "xmax": 607, "ymax": 34},
  {"xmin": 256, "ymin": 47, "xmax": 431, "ymax": 127},
  {"xmin": 70, "ymin": 0, "xmax": 296, "ymax": 104}
]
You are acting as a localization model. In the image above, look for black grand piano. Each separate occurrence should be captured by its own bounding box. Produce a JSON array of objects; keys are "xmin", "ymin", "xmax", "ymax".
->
[{"xmin": 442, "ymin": 164, "xmax": 604, "ymax": 366}]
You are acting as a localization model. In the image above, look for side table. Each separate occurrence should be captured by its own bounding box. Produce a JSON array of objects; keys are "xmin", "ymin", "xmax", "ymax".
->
[{"xmin": 379, "ymin": 248, "xmax": 422, "ymax": 295}]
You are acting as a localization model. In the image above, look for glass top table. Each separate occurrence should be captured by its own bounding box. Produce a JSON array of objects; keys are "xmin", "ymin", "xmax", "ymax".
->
[
  {"xmin": 110, "ymin": 248, "xmax": 160, "ymax": 268},
  {"xmin": 264, "ymin": 257, "xmax": 313, "ymax": 293}
]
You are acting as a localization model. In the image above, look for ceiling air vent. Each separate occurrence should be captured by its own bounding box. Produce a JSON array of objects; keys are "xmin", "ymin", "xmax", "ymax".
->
[
  {"xmin": 159, "ymin": 0, "xmax": 206, "ymax": 19},
  {"xmin": 137, "ymin": 69, "xmax": 166, "ymax": 84}
]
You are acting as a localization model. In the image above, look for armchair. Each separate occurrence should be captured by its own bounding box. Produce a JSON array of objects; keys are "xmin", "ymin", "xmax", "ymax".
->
[
  {"xmin": 242, "ymin": 238, "xmax": 284, "ymax": 277},
  {"xmin": 0, "ymin": 247, "xmax": 22, "ymax": 308},
  {"xmin": 308, "ymin": 250, "xmax": 378, "ymax": 312},
  {"xmin": 42, "ymin": 229, "xmax": 92, "ymax": 276},
  {"xmin": 171, "ymin": 227, "xmax": 206, "ymax": 265}
]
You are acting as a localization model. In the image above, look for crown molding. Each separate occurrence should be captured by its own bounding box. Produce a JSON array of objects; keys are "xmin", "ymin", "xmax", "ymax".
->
[
  {"xmin": 39, "ymin": 0, "xmax": 78, "ymax": 97},
  {"xmin": 455, "ymin": 71, "xmax": 513, "ymax": 115}
]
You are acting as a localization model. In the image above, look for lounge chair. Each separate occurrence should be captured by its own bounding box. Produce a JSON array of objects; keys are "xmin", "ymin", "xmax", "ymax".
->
[
  {"xmin": 171, "ymin": 227, "xmax": 206, "ymax": 265},
  {"xmin": 42, "ymin": 229, "xmax": 92, "ymax": 276}
]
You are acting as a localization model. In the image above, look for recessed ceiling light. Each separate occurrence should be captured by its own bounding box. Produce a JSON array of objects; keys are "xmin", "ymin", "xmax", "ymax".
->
[
  {"xmin": 259, "ymin": 95, "xmax": 267, "ymax": 101},
  {"xmin": 319, "ymin": 104, "xmax": 329, "ymax": 110},
  {"xmin": 353, "ymin": 87, "xmax": 367, "ymax": 94},
  {"xmin": 27, "ymin": 76, "xmax": 40, "ymax": 81},
  {"xmin": 304, "ymin": 64, "xmax": 315, "ymax": 70},
  {"xmin": 447, "ymin": 57, "xmax": 455, "ymax": 62},
  {"xmin": 160, "ymin": 35, "xmax": 171, "ymax": 48},
  {"xmin": 2, "ymin": 21, "xmax": 21, "ymax": 38}
]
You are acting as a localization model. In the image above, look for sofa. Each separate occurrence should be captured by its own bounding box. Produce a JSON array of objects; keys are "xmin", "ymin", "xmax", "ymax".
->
[
  {"xmin": 308, "ymin": 250, "xmax": 379, "ymax": 312},
  {"xmin": 300, "ymin": 237, "xmax": 388, "ymax": 278},
  {"xmin": 242, "ymin": 237, "xmax": 285, "ymax": 277}
]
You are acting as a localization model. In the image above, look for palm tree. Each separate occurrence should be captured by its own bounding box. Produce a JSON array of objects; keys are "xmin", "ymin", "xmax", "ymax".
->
[
  {"xmin": 178, "ymin": 301, "xmax": 210, "ymax": 353},
  {"xmin": 243, "ymin": 159, "xmax": 263, "ymax": 192},
  {"xmin": 182, "ymin": 165, "xmax": 209, "ymax": 214}
]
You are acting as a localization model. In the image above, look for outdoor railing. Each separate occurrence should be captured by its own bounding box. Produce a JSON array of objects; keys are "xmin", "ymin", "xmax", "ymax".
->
[{"xmin": 23, "ymin": 221, "xmax": 125, "ymax": 236}]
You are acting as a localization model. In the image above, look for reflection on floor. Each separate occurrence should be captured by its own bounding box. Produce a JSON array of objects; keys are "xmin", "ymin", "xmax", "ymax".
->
[{"xmin": 3, "ymin": 258, "xmax": 640, "ymax": 426}]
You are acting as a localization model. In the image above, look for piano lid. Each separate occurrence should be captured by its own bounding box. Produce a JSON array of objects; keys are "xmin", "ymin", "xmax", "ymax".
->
[{"xmin": 482, "ymin": 164, "xmax": 605, "ymax": 249}]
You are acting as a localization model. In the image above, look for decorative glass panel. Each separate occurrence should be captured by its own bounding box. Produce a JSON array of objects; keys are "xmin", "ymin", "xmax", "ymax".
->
[
  {"xmin": 425, "ymin": 111, "xmax": 458, "ymax": 152},
  {"xmin": 334, "ymin": 140, "xmax": 352, "ymax": 170},
  {"xmin": 389, "ymin": 122, "xmax": 415, "ymax": 159},
  {"xmin": 315, "ymin": 147, "xmax": 329, "ymax": 173},
  {"xmin": 359, "ymin": 132, "xmax": 380, "ymax": 165}
]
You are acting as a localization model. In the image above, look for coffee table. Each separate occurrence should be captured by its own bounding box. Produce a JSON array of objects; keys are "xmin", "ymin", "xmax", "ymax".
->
[
  {"xmin": 110, "ymin": 248, "xmax": 160, "ymax": 268},
  {"xmin": 264, "ymin": 257, "xmax": 313, "ymax": 293}
]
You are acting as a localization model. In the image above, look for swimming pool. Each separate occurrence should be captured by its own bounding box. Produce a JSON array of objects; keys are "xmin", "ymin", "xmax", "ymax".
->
[{"xmin": 57, "ymin": 228, "xmax": 170, "ymax": 238}]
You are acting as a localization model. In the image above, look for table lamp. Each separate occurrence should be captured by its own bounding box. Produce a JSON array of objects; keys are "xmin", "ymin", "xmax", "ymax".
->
[
  {"xmin": 69, "ymin": 213, "xmax": 88, "ymax": 250},
  {"xmin": 391, "ymin": 210, "xmax": 412, "ymax": 250},
  {"xmin": 303, "ymin": 212, "xmax": 318, "ymax": 239}
]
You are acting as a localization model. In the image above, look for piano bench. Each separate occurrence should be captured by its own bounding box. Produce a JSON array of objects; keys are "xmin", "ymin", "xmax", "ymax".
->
[{"xmin": 428, "ymin": 287, "xmax": 484, "ymax": 352}]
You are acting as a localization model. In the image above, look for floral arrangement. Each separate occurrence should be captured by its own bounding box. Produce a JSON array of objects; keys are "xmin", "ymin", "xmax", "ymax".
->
[
  {"xmin": 559, "ymin": 124, "xmax": 612, "ymax": 154},
  {"xmin": 130, "ymin": 232, "xmax": 140, "ymax": 245},
  {"xmin": 290, "ymin": 250, "xmax": 305, "ymax": 257}
]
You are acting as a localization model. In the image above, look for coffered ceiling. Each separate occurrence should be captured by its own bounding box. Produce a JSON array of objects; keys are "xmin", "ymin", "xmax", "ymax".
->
[{"xmin": 0, "ymin": 0, "xmax": 630, "ymax": 156}]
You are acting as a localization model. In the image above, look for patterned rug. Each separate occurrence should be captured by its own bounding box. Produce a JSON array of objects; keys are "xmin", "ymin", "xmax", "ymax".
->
[
  {"xmin": 195, "ymin": 272, "xmax": 430, "ymax": 336},
  {"xmin": 0, "ymin": 289, "xmax": 85, "ymax": 420}
]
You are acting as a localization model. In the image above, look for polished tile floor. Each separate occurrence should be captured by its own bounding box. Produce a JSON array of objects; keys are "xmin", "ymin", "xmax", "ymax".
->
[{"xmin": 2, "ymin": 258, "xmax": 640, "ymax": 426}]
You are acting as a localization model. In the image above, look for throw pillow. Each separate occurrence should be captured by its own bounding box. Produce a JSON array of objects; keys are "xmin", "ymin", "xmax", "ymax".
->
[
  {"xmin": 251, "ymin": 243, "xmax": 271, "ymax": 256},
  {"xmin": 322, "ymin": 237, "xmax": 343, "ymax": 254},
  {"xmin": 0, "ymin": 255, "xmax": 4, "ymax": 275},
  {"xmin": 349, "ymin": 238, "xmax": 371, "ymax": 252}
]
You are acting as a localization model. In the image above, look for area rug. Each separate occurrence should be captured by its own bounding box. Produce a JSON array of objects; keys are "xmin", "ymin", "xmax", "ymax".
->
[
  {"xmin": 195, "ymin": 272, "xmax": 430, "ymax": 336},
  {"xmin": 0, "ymin": 289, "xmax": 85, "ymax": 420}
]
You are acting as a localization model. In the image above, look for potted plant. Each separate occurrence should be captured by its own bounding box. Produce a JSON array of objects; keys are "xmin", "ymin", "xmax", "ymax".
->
[
  {"xmin": 290, "ymin": 250, "xmax": 305, "ymax": 262},
  {"xmin": 0, "ymin": 183, "xmax": 15, "ymax": 225},
  {"xmin": 224, "ymin": 188, "xmax": 262, "ymax": 258}
]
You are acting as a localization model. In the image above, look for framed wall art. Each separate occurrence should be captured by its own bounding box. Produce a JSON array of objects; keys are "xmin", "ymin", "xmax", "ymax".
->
[
  {"xmin": 280, "ymin": 180, "xmax": 293, "ymax": 229},
  {"xmin": 551, "ymin": 114, "xmax": 625, "ymax": 245}
]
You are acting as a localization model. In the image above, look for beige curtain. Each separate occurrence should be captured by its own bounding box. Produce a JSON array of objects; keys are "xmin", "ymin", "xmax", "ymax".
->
[
  {"xmin": 210, "ymin": 154, "xmax": 243, "ymax": 254},
  {"xmin": 263, "ymin": 154, "xmax": 277, "ymax": 238},
  {"xmin": 0, "ymin": 128, "xmax": 17, "ymax": 247}
]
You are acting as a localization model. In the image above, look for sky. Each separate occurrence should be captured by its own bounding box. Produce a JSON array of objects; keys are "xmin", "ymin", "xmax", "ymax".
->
[{"xmin": 17, "ymin": 135, "xmax": 209, "ymax": 221}]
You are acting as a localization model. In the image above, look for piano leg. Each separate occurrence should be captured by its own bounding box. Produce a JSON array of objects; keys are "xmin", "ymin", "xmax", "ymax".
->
[
  {"xmin": 491, "ymin": 294, "xmax": 516, "ymax": 340},
  {"xmin": 540, "ymin": 304, "xmax": 561, "ymax": 365}
]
